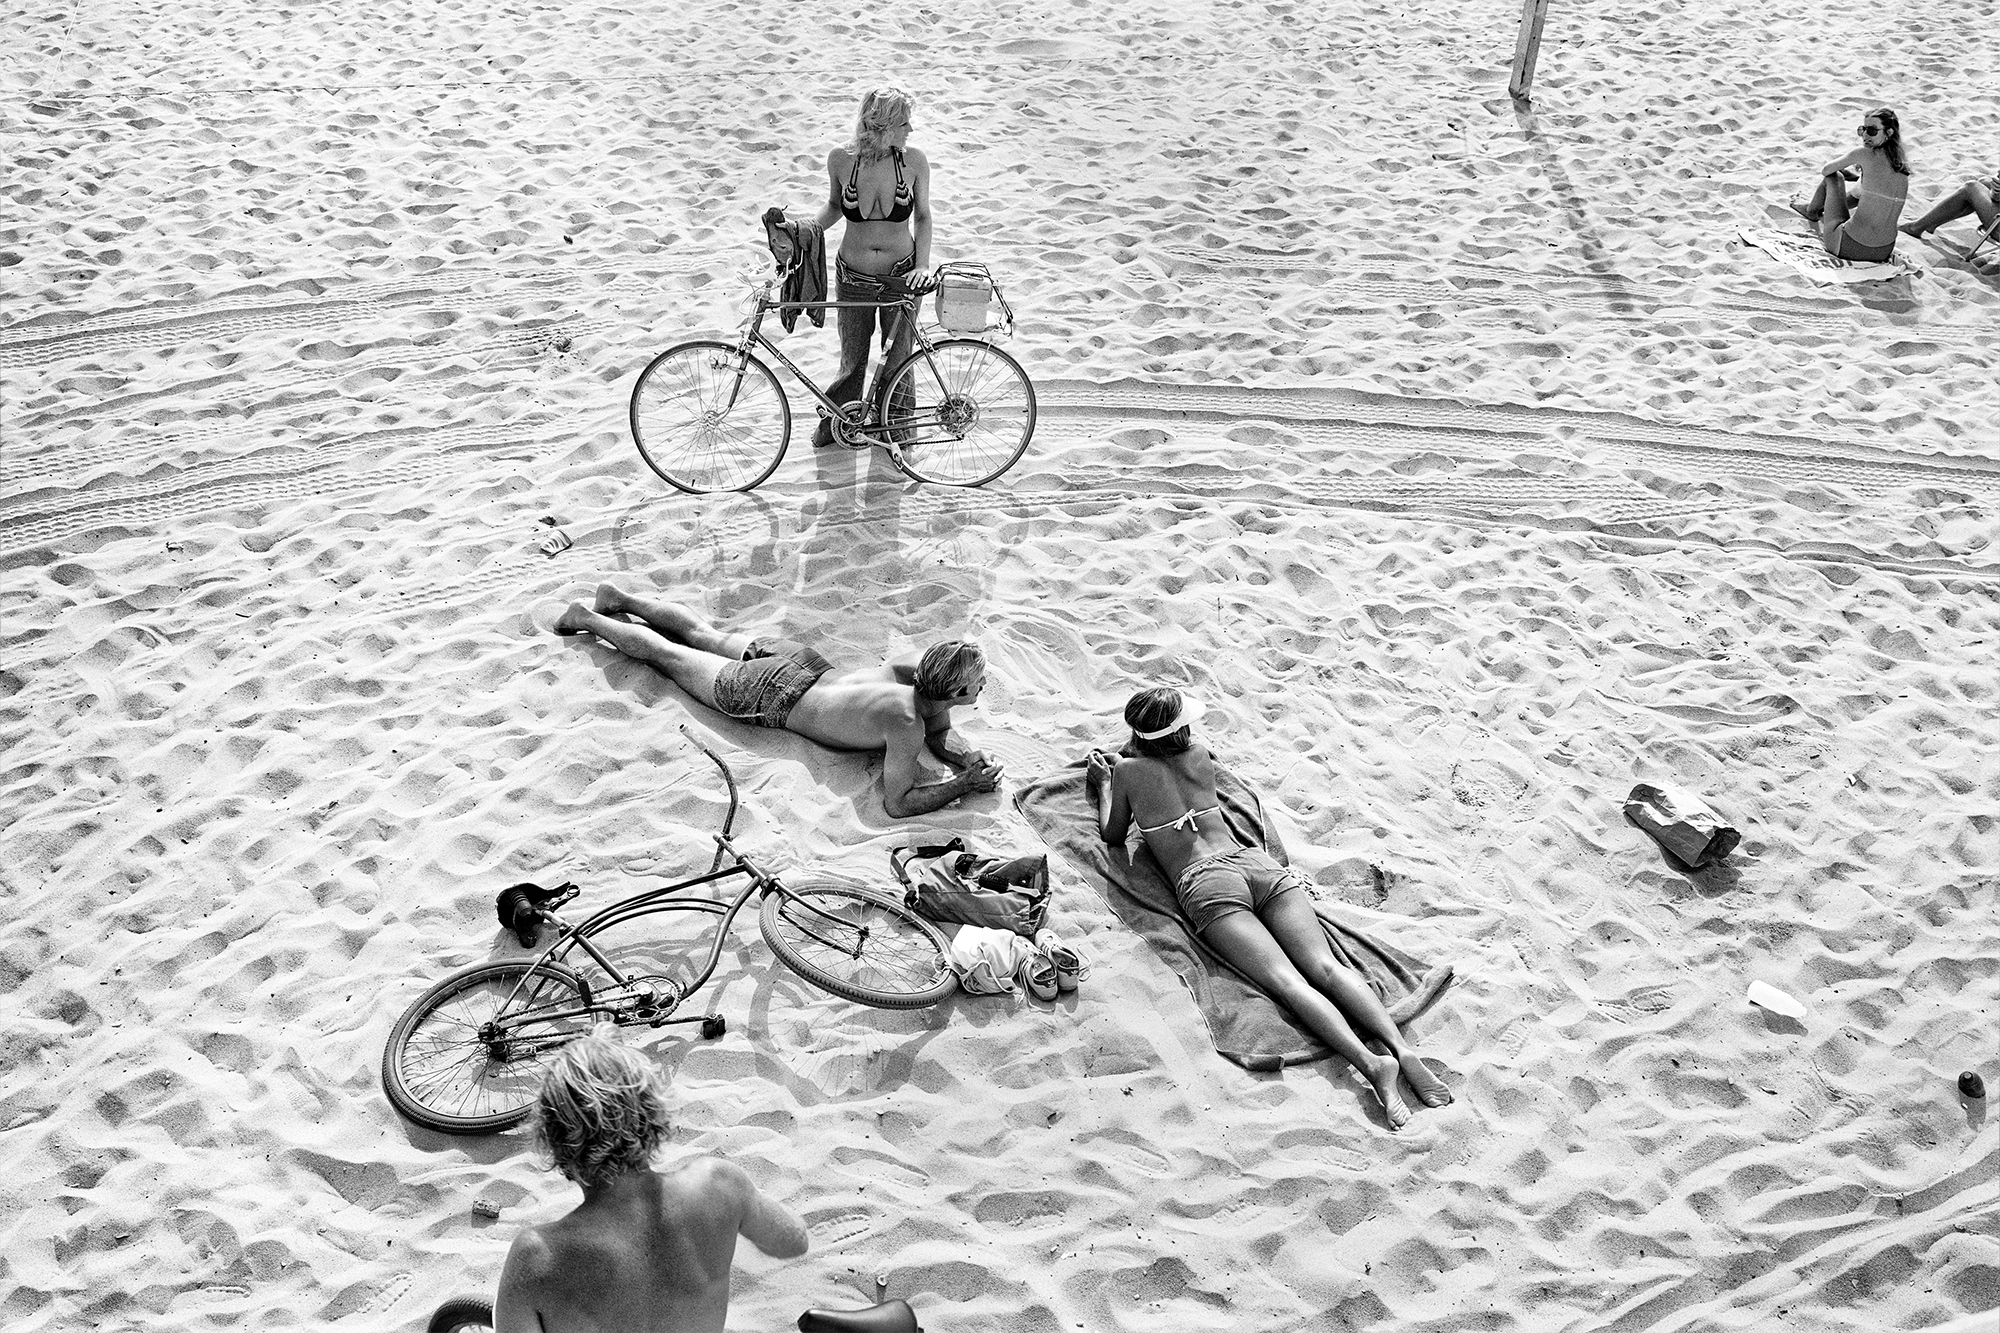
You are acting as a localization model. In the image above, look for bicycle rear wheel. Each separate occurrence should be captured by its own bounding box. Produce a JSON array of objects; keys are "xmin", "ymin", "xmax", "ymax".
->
[
  {"xmin": 760, "ymin": 881, "xmax": 958, "ymax": 1009},
  {"xmin": 877, "ymin": 339, "xmax": 1035, "ymax": 486},
  {"xmin": 630, "ymin": 340, "xmax": 791, "ymax": 493},
  {"xmin": 382, "ymin": 959, "xmax": 594, "ymax": 1134}
]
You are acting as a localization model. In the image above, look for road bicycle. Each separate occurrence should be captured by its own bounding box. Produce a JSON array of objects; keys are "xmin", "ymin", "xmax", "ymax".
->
[
  {"xmin": 381, "ymin": 731, "xmax": 959, "ymax": 1135},
  {"xmin": 629, "ymin": 260, "xmax": 1035, "ymax": 493}
]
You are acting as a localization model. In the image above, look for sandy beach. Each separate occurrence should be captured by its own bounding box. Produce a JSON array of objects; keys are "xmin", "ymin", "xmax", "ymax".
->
[{"xmin": 3, "ymin": 0, "xmax": 1996, "ymax": 1329}]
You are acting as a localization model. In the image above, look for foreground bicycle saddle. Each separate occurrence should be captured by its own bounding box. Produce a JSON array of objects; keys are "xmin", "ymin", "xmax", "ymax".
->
[
  {"xmin": 800, "ymin": 1299, "xmax": 922, "ymax": 1333},
  {"xmin": 495, "ymin": 881, "xmax": 579, "ymax": 948}
]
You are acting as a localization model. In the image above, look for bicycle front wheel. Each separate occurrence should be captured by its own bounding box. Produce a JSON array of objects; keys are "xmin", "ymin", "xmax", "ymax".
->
[
  {"xmin": 630, "ymin": 340, "xmax": 791, "ymax": 494},
  {"xmin": 760, "ymin": 881, "xmax": 958, "ymax": 1009},
  {"xmin": 878, "ymin": 339, "xmax": 1036, "ymax": 486},
  {"xmin": 382, "ymin": 959, "xmax": 594, "ymax": 1134}
]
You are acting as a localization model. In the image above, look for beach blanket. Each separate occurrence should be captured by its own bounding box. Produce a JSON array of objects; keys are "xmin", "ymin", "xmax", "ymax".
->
[
  {"xmin": 1014, "ymin": 761, "xmax": 1454, "ymax": 1072},
  {"xmin": 1738, "ymin": 226, "xmax": 1923, "ymax": 285}
]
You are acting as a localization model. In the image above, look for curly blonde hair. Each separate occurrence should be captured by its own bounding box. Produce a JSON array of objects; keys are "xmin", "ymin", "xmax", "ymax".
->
[
  {"xmin": 534, "ymin": 1034, "xmax": 669, "ymax": 1190},
  {"xmin": 851, "ymin": 87, "xmax": 914, "ymax": 163}
]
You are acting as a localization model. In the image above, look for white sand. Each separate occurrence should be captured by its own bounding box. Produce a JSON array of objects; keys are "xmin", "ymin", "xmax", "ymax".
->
[{"xmin": 3, "ymin": 0, "xmax": 1997, "ymax": 1329}]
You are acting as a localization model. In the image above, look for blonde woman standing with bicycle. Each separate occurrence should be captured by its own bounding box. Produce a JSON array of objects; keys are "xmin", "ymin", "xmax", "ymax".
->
[{"xmin": 811, "ymin": 87, "xmax": 933, "ymax": 447}]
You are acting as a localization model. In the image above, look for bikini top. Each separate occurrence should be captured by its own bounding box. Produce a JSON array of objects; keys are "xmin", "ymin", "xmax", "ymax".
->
[
  {"xmin": 1134, "ymin": 805, "xmax": 1223, "ymax": 836},
  {"xmin": 842, "ymin": 148, "xmax": 914, "ymax": 224}
]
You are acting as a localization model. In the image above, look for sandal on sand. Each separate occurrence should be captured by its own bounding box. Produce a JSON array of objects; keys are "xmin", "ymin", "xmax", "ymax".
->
[
  {"xmin": 1017, "ymin": 951, "xmax": 1060, "ymax": 1002},
  {"xmin": 1034, "ymin": 930, "xmax": 1094, "ymax": 992}
]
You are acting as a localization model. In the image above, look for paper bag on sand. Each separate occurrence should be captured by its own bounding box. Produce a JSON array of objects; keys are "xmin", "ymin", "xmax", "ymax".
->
[{"xmin": 1625, "ymin": 782, "xmax": 1741, "ymax": 869}]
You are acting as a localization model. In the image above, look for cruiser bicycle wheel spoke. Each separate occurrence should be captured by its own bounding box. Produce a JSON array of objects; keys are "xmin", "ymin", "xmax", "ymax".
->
[
  {"xmin": 630, "ymin": 340, "xmax": 791, "ymax": 493},
  {"xmin": 760, "ymin": 882, "xmax": 957, "ymax": 1009},
  {"xmin": 382, "ymin": 961, "xmax": 594, "ymax": 1134},
  {"xmin": 878, "ymin": 339, "xmax": 1036, "ymax": 486}
]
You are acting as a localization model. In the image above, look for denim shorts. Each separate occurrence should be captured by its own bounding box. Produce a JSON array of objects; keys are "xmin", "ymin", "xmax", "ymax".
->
[{"xmin": 1174, "ymin": 848, "xmax": 1309, "ymax": 934}]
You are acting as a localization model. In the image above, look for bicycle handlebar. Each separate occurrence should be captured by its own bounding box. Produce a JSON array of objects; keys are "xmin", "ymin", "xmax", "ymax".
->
[{"xmin": 679, "ymin": 726, "xmax": 741, "ymax": 868}]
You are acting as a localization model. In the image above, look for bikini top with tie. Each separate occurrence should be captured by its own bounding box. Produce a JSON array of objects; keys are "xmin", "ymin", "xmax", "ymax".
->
[
  {"xmin": 1133, "ymin": 805, "xmax": 1223, "ymax": 836},
  {"xmin": 842, "ymin": 148, "xmax": 914, "ymax": 224}
]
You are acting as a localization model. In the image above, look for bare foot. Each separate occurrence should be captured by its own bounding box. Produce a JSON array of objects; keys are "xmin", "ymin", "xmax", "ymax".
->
[
  {"xmin": 1898, "ymin": 221, "xmax": 1927, "ymax": 238},
  {"xmin": 1399, "ymin": 1051, "xmax": 1454, "ymax": 1108},
  {"xmin": 592, "ymin": 582, "xmax": 627, "ymax": 614},
  {"xmin": 1360, "ymin": 1052, "xmax": 1412, "ymax": 1131},
  {"xmin": 553, "ymin": 601, "xmax": 595, "ymax": 636},
  {"xmin": 1788, "ymin": 200, "xmax": 1820, "ymax": 224}
]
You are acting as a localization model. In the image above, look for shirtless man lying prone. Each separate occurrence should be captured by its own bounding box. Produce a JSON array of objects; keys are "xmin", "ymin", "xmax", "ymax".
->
[{"xmin": 555, "ymin": 583, "xmax": 1001, "ymax": 818}]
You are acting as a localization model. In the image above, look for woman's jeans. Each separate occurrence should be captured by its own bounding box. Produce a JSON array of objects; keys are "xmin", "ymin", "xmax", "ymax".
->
[{"xmin": 817, "ymin": 254, "xmax": 916, "ymax": 445}]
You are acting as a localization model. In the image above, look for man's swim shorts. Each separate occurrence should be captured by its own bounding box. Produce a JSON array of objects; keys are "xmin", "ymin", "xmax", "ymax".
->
[
  {"xmin": 1174, "ymin": 847, "xmax": 1309, "ymax": 934},
  {"xmin": 711, "ymin": 638, "xmax": 833, "ymax": 729}
]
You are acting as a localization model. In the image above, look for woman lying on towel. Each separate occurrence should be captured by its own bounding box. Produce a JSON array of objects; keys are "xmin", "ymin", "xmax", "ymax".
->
[
  {"xmin": 1086, "ymin": 688, "xmax": 1451, "ymax": 1130},
  {"xmin": 1792, "ymin": 107, "xmax": 1910, "ymax": 262}
]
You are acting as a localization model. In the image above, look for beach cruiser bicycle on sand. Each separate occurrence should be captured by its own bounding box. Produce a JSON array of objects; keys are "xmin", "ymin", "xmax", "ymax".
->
[
  {"xmin": 628, "ymin": 261, "xmax": 1035, "ymax": 492},
  {"xmin": 381, "ymin": 731, "xmax": 958, "ymax": 1135}
]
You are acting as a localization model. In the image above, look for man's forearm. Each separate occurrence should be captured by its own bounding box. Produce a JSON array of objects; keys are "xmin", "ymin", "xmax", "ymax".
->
[
  {"xmin": 925, "ymin": 728, "xmax": 974, "ymax": 768},
  {"xmin": 886, "ymin": 772, "xmax": 972, "ymax": 819}
]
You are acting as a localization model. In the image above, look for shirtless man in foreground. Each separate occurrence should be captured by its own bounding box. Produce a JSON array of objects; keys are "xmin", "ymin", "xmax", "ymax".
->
[
  {"xmin": 496, "ymin": 1035, "xmax": 808, "ymax": 1333},
  {"xmin": 554, "ymin": 583, "xmax": 1001, "ymax": 818}
]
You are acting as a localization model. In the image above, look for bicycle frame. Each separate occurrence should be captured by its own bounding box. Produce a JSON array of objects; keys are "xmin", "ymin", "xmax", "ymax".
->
[
  {"xmin": 481, "ymin": 733, "xmax": 876, "ymax": 1039},
  {"xmin": 722, "ymin": 282, "xmax": 955, "ymax": 450}
]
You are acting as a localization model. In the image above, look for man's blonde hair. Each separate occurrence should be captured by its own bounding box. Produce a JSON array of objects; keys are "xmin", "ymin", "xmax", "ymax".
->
[
  {"xmin": 535, "ymin": 1034, "xmax": 669, "ymax": 1190},
  {"xmin": 914, "ymin": 641, "xmax": 983, "ymax": 701}
]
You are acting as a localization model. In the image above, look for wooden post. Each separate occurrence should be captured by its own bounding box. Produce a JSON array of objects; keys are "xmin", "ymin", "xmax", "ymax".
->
[{"xmin": 1509, "ymin": 0, "xmax": 1553, "ymax": 102}]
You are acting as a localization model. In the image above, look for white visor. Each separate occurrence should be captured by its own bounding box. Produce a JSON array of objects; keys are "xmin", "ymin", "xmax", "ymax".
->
[{"xmin": 1132, "ymin": 693, "xmax": 1204, "ymax": 740}]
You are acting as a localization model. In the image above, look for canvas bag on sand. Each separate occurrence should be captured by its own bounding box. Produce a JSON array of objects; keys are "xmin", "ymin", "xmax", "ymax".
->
[{"xmin": 890, "ymin": 837, "xmax": 1052, "ymax": 937}]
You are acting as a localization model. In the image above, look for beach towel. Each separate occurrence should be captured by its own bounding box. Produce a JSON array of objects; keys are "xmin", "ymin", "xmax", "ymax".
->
[
  {"xmin": 1738, "ymin": 226, "xmax": 1923, "ymax": 285},
  {"xmin": 1014, "ymin": 761, "xmax": 1454, "ymax": 1072}
]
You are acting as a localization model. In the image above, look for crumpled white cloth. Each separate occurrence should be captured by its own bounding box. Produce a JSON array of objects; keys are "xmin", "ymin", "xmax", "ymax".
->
[{"xmin": 945, "ymin": 925, "xmax": 1035, "ymax": 995}]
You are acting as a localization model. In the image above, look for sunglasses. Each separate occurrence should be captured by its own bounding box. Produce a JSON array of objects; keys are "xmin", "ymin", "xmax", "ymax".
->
[{"xmin": 1856, "ymin": 124, "xmax": 1884, "ymax": 136}]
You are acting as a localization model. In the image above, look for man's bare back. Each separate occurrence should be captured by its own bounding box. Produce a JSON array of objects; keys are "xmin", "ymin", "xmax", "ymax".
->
[
  {"xmin": 497, "ymin": 1036, "xmax": 807, "ymax": 1333},
  {"xmin": 553, "ymin": 583, "xmax": 1002, "ymax": 818},
  {"xmin": 497, "ymin": 1158, "xmax": 806, "ymax": 1333}
]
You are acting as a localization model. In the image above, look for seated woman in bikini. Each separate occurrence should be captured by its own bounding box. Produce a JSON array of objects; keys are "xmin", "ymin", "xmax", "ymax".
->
[
  {"xmin": 1793, "ymin": 107, "xmax": 1911, "ymax": 262},
  {"xmin": 1086, "ymin": 688, "xmax": 1452, "ymax": 1131}
]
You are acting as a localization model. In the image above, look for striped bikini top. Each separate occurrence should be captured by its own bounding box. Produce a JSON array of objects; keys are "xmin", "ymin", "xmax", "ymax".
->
[{"xmin": 842, "ymin": 148, "xmax": 914, "ymax": 224}]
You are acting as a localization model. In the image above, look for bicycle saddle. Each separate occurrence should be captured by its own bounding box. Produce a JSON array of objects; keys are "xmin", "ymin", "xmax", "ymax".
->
[
  {"xmin": 797, "ymin": 1299, "xmax": 922, "ymax": 1333},
  {"xmin": 494, "ymin": 882, "xmax": 579, "ymax": 948}
]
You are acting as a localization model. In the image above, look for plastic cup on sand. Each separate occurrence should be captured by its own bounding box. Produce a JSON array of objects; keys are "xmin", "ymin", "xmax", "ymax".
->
[
  {"xmin": 1746, "ymin": 980, "xmax": 1807, "ymax": 1021},
  {"xmin": 1625, "ymin": 782, "xmax": 1741, "ymax": 869}
]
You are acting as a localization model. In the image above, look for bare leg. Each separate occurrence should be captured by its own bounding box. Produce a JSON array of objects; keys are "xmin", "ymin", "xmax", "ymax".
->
[
  {"xmin": 1818, "ymin": 180, "xmax": 1855, "ymax": 253},
  {"xmin": 1257, "ymin": 887, "xmax": 1454, "ymax": 1110},
  {"xmin": 1198, "ymin": 911, "xmax": 1413, "ymax": 1129},
  {"xmin": 1901, "ymin": 182, "xmax": 1977, "ymax": 236},
  {"xmin": 551, "ymin": 601, "xmax": 732, "ymax": 710},
  {"xmin": 1791, "ymin": 174, "xmax": 1832, "ymax": 223},
  {"xmin": 588, "ymin": 583, "xmax": 752, "ymax": 659},
  {"xmin": 1968, "ymin": 182, "xmax": 2000, "ymax": 245}
]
